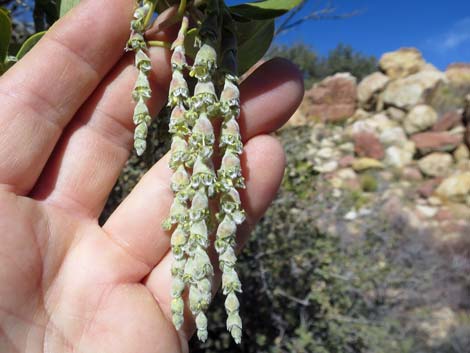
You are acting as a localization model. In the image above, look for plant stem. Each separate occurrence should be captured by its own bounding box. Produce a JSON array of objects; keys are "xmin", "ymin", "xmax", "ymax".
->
[{"xmin": 148, "ymin": 40, "xmax": 171, "ymax": 48}]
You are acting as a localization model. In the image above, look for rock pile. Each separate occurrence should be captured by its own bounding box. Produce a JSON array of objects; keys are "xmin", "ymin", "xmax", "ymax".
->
[{"xmin": 291, "ymin": 47, "xmax": 470, "ymax": 238}]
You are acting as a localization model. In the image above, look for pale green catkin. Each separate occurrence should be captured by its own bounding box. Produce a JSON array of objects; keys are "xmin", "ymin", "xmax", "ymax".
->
[
  {"xmin": 127, "ymin": 0, "xmax": 153, "ymax": 156},
  {"xmin": 159, "ymin": 0, "xmax": 246, "ymax": 343},
  {"xmin": 165, "ymin": 16, "xmax": 190, "ymax": 330},
  {"xmin": 183, "ymin": 38, "xmax": 219, "ymax": 342},
  {"xmin": 215, "ymin": 74, "xmax": 245, "ymax": 344}
]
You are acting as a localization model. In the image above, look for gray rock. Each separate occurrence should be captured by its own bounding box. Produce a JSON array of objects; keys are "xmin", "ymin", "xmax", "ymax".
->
[
  {"xmin": 384, "ymin": 142, "xmax": 416, "ymax": 168},
  {"xmin": 383, "ymin": 70, "xmax": 446, "ymax": 110},
  {"xmin": 380, "ymin": 127, "xmax": 408, "ymax": 147},
  {"xmin": 386, "ymin": 107, "xmax": 406, "ymax": 122},
  {"xmin": 379, "ymin": 47, "xmax": 426, "ymax": 79},
  {"xmin": 404, "ymin": 105, "xmax": 438, "ymax": 134},
  {"xmin": 357, "ymin": 72, "xmax": 390, "ymax": 109},
  {"xmin": 418, "ymin": 152, "xmax": 453, "ymax": 177}
]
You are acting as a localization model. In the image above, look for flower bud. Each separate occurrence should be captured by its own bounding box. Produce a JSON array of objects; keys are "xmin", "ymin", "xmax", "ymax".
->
[
  {"xmin": 219, "ymin": 247, "xmax": 237, "ymax": 268},
  {"xmin": 192, "ymin": 81, "xmax": 217, "ymax": 110},
  {"xmin": 132, "ymin": 70, "xmax": 152, "ymax": 101},
  {"xmin": 220, "ymin": 77, "xmax": 240, "ymax": 105},
  {"xmin": 127, "ymin": 32, "xmax": 146, "ymax": 51},
  {"xmin": 169, "ymin": 136, "xmax": 188, "ymax": 168},
  {"xmin": 191, "ymin": 188, "xmax": 209, "ymax": 211},
  {"xmin": 227, "ymin": 312, "xmax": 242, "ymax": 332},
  {"xmin": 192, "ymin": 157, "xmax": 216, "ymax": 190},
  {"xmin": 134, "ymin": 138, "xmax": 146, "ymax": 157},
  {"xmin": 196, "ymin": 312, "xmax": 208, "ymax": 341},
  {"xmin": 222, "ymin": 268, "xmax": 242, "ymax": 294},
  {"xmin": 169, "ymin": 70, "xmax": 189, "ymax": 107},
  {"xmin": 189, "ymin": 285, "xmax": 203, "ymax": 312},
  {"xmin": 171, "ymin": 46, "xmax": 186, "ymax": 71},
  {"xmin": 135, "ymin": 49, "xmax": 151, "ymax": 73},
  {"xmin": 191, "ymin": 43, "xmax": 217, "ymax": 81},
  {"xmin": 171, "ymin": 256, "xmax": 186, "ymax": 277},
  {"xmin": 133, "ymin": 2, "xmax": 151, "ymax": 21},
  {"xmin": 198, "ymin": 278, "xmax": 212, "ymax": 300},
  {"xmin": 171, "ymin": 165, "xmax": 190, "ymax": 193},
  {"xmin": 171, "ymin": 277, "xmax": 185, "ymax": 297},
  {"xmin": 217, "ymin": 215, "xmax": 236, "ymax": 239},
  {"xmin": 224, "ymin": 292, "xmax": 240, "ymax": 313},
  {"xmin": 171, "ymin": 225, "xmax": 188, "ymax": 258},
  {"xmin": 230, "ymin": 326, "xmax": 242, "ymax": 344},
  {"xmin": 134, "ymin": 122, "xmax": 148, "ymax": 140},
  {"xmin": 189, "ymin": 220, "xmax": 209, "ymax": 248},
  {"xmin": 133, "ymin": 97, "xmax": 151, "ymax": 125},
  {"xmin": 168, "ymin": 197, "xmax": 187, "ymax": 225}
]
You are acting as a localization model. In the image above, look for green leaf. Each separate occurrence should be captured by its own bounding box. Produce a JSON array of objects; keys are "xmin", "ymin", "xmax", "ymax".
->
[
  {"xmin": 230, "ymin": 0, "xmax": 303, "ymax": 20},
  {"xmin": 0, "ymin": 7, "xmax": 11, "ymax": 63},
  {"xmin": 236, "ymin": 18, "xmax": 274, "ymax": 75},
  {"xmin": 16, "ymin": 31, "xmax": 47, "ymax": 60},
  {"xmin": 59, "ymin": 0, "xmax": 80, "ymax": 17}
]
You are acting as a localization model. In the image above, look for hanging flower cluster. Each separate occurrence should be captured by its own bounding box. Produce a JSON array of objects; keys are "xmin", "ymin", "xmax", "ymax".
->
[
  {"xmin": 126, "ymin": 0, "xmax": 154, "ymax": 156},
  {"xmin": 127, "ymin": 0, "xmax": 246, "ymax": 344}
]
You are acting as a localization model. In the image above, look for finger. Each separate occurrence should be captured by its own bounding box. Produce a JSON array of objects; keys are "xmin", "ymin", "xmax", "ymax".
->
[
  {"xmin": 31, "ymin": 44, "xmax": 172, "ymax": 217},
  {"xmin": 144, "ymin": 135, "xmax": 286, "ymax": 340},
  {"xmin": 103, "ymin": 57, "xmax": 303, "ymax": 268},
  {"xmin": 33, "ymin": 57, "xmax": 301, "ymax": 218},
  {"xmin": 0, "ymin": 0, "xmax": 134, "ymax": 194}
]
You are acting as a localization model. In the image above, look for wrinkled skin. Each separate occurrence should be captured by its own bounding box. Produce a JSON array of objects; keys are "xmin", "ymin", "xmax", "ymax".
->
[{"xmin": 0, "ymin": 1, "xmax": 303, "ymax": 352}]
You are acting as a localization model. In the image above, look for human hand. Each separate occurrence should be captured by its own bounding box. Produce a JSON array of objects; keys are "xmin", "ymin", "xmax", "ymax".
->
[{"xmin": 0, "ymin": 1, "xmax": 303, "ymax": 352}]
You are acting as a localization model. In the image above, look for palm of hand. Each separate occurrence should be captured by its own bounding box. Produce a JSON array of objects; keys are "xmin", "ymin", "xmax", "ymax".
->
[
  {"xmin": 1, "ymin": 191, "xmax": 185, "ymax": 352},
  {"xmin": 0, "ymin": 1, "xmax": 302, "ymax": 353}
]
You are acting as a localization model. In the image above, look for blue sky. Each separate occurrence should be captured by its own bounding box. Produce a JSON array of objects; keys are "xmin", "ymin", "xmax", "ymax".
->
[{"xmin": 232, "ymin": 0, "xmax": 470, "ymax": 70}]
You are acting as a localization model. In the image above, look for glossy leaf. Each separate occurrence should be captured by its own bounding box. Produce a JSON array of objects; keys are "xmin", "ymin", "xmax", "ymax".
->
[
  {"xmin": 230, "ymin": 0, "xmax": 303, "ymax": 20},
  {"xmin": 0, "ymin": 8, "xmax": 11, "ymax": 63},
  {"xmin": 59, "ymin": 0, "xmax": 80, "ymax": 17},
  {"xmin": 236, "ymin": 18, "xmax": 274, "ymax": 75},
  {"xmin": 16, "ymin": 31, "xmax": 47, "ymax": 60}
]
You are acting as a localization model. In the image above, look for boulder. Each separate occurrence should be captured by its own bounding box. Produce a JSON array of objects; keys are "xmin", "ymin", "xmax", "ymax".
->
[
  {"xmin": 303, "ymin": 73, "xmax": 357, "ymax": 123},
  {"xmin": 418, "ymin": 178, "xmax": 444, "ymax": 198},
  {"xmin": 383, "ymin": 70, "xmax": 446, "ymax": 110},
  {"xmin": 338, "ymin": 155, "xmax": 355, "ymax": 168},
  {"xmin": 379, "ymin": 48, "xmax": 426, "ymax": 79},
  {"xmin": 353, "ymin": 132, "xmax": 385, "ymax": 159},
  {"xmin": 417, "ymin": 152, "xmax": 453, "ymax": 177},
  {"xmin": 351, "ymin": 108, "xmax": 370, "ymax": 121},
  {"xmin": 445, "ymin": 63, "xmax": 470, "ymax": 86},
  {"xmin": 410, "ymin": 131, "xmax": 463, "ymax": 153},
  {"xmin": 379, "ymin": 127, "xmax": 408, "ymax": 147},
  {"xmin": 384, "ymin": 142, "xmax": 416, "ymax": 169},
  {"xmin": 314, "ymin": 160, "xmax": 339, "ymax": 174},
  {"xmin": 401, "ymin": 167, "xmax": 423, "ymax": 181},
  {"xmin": 352, "ymin": 158, "xmax": 384, "ymax": 172},
  {"xmin": 357, "ymin": 72, "xmax": 390, "ymax": 109},
  {"xmin": 350, "ymin": 113, "xmax": 396, "ymax": 138},
  {"xmin": 386, "ymin": 107, "xmax": 406, "ymax": 122},
  {"xmin": 432, "ymin": 110, "xmax": 463, "ymax": 132},
  {"xmin": 404, "ymin": 105, "xmax": 438, "ymax": 134},
  {"xmin": 435, "ymin": 172, "xmax": 470, "ymax": 203},
  {"xmin": 454, "ymin": 144, "xmax": 470, "ymax": 162}
]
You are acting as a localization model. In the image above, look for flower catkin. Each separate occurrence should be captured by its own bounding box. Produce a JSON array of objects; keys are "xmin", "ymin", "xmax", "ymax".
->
[
  {"xmin": 165, "ymin": 16, "xmax": 191, "ymax": 331},
  {"xmin": 155, "ymin": 1, "xmax": 246, "ymax": 343},
  {"xmin": 215, "ymin": 75, "xmax": 245, "ymax": 344},
  {"xmin": 127, "ymin": 0, "xmax": 153, "ymax": 156},
  {"xmin": 183, "ymin": 39, "xmax": 218, "ymax": 342}
]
